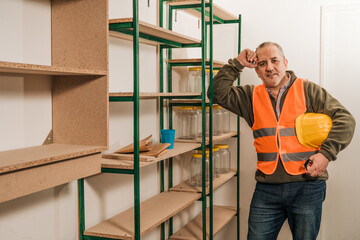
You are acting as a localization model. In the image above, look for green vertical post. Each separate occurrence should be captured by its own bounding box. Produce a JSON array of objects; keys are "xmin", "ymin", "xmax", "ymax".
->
[
  {"xmin": 237, "ymin": 14, "xmax": 242, "ymax": 240},
  {"xmin": 201, "ymin": 1, "xmax": 207, "ymax": 240},
  {"xmin": 168, "ymin": 5, "xmax": 174, "ymax": 237},
  {"xmin": 133, "ymin": 0, "xmax": 140, "ymax": 239},
  {"xmin": 78, "ymin": 178, "xmax": 85, "ymax": 240},
  {"xmin": 208, "ymin": 0, "xmax": 214, "ymax": 239},
  {"xmin": 159, "ymin": 2, "xmax": 165, "ymax": 239}
]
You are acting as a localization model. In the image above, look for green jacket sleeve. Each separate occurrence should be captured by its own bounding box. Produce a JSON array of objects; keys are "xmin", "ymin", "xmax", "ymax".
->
[
  {"xmin": 208, "ymin": 58, "xmax": 255, "ymax": 127},
  {"xmin": 305, "ymin": 81, "xmax": 356, "ymax": 161}
]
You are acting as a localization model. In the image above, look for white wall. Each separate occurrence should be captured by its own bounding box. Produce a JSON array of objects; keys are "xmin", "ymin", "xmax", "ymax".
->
[{"xmin": 1, "ymin": 0, "xmax": 360, "ymax": 239}]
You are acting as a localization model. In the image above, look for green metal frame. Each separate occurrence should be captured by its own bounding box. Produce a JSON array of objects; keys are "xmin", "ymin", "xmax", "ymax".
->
[
  {"xmin": 158, "ymin": 1, "xmax": 242, "ymax": 240},
  {"xmin": 78, "ymin": 1, "xmax": 241, "ymax": 240}
]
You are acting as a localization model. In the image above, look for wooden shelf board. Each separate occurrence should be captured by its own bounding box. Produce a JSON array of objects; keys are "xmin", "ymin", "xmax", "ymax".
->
[
  {"xmin": 174, "ymin": 131, "xmax": 237, "ymax": 144},
  {"xmin": 169, "ymin": 170, "xmax": 236, "ymax": 194},
  {"xmin": 84, "ymin": 191, "xmax": 201, "ymax": 239},
  {"xmin": 169, "ymin": 205, "xmax": 237, "ymax": 239},
  {"xmin": 0, "ymin": 61, "xmax": 107, "ymax": 76},
  {"xmin": 165, "ymin": 0, "xmax": 238, "ymax": 21},
  {"xmin": 109, "ymin": 92, "xmax": 201, "ymax": 99},
  {"xmin": 110, "ymin": 30, "xmax": 160, "ymax": 46},
  {"xmin": 109, "ymin": 18, "xmax": 201, "ymax": 45},
  {"xmin": 170, "ymin": 98, "xmax": 209, "ymax": 104},
  {"xmin": 168, "ymin": 59, "xmax": 225, "ymax": 68},
  {"xmin": 0, "ymin": 143, "xmax": 106, "ymax": 174},
  {"xmin": 101, "ymin": 142, "xmax": 201, "ymax": 170},
  {"xmin": 0, "ymin": 154, "xmax": 101, "ymax": 203}
]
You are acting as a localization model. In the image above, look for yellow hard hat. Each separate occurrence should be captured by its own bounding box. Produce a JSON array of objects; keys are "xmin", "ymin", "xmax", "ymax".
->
[{"xmin": 295, "ymin": 113, "xmax": 332, "ymax": 148}]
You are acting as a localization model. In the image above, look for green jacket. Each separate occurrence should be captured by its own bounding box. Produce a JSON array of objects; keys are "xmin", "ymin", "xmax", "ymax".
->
[{"xmin": 209, "ymin": 58, "xmax": 356, "ymax": 183}]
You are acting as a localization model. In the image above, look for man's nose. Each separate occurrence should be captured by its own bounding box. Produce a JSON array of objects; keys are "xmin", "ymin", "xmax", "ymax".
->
[{"xmin": 266, "ymin": 62, "xmax": 274, "ymax": 71}]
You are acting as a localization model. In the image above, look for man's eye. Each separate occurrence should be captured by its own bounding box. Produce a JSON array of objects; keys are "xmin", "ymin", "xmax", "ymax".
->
[
  {"xmin": 259, "ymin": 62, "xmax": 265, "ymax": 67},
  {"xmin": 272, "ymin": 59, "xmax": 279, "ymax": 63}
]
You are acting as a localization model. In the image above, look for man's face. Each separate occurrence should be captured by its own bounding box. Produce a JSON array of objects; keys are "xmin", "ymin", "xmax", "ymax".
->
[{"xmin": 255, "ymin": 45, "xmax": 288, "ymax": 88}]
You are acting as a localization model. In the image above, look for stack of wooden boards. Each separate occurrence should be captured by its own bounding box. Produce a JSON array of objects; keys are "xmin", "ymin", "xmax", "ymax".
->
[{"xmin": 102, "ymin": 135, "xmax": 170, "ymax": 162}]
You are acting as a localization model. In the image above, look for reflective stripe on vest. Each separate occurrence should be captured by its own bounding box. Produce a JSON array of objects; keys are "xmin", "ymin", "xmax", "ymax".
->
[{"xmin": 252, "ymin": 78, "xmax": 319, "ymax": 175}]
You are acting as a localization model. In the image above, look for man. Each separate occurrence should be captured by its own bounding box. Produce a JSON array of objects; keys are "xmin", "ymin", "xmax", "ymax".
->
[{"xmin": 209, "ymin": 42, "xmax": 355, "ymax": 240}]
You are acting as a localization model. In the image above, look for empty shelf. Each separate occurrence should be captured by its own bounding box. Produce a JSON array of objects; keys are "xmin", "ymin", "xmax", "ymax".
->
[
  {"xmin": 109, "ymin": 92, "xmax": 202, "ymax": 101},
  {"xmin": 165, "ymin": 0, "xmax": 238, "ymax": 22},
  {"xmin": 0, "ymin": 143, "xmax": 105, "ymax": 174},
  {"xmin": 170, "ymin": 170, "xmax": 237, "ymax": 194},
  {"xmin": 84, "ymin": 191, "xmax": 201, "ymax": 239},
  {"xmin": 0, "ymin": 61, "xmax": 107, "ymax": 76},
  {"xmin": 169, "ymin": 205, "xmax": 237, "ymax": 239},
  {"xmin": 168, "ymin": 59, "xmax": 225, "ymax": 68},
  {"xmin": 174, "ymin": 131, "xmax": 238, "ymax": 144},
  {"xmin": 109, "ymin": 18, "xmax": 201, "ymax": 47}
]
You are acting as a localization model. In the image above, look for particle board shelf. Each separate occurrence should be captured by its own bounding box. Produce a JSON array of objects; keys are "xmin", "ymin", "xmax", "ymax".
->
[
  {"xmin": 0, "ymin": 143, "xmax": 106, "ymax": 174},
  {"xmin": 109, "ymin": 18, "xmax": 201, "ymax": 47},
  {"xmin": 170, "ymin": 98, "xmax": 210, "ymax": 104},
  {"xmin": 165, "ymin": 0, "xmax": 238, "ymax": 22},
  {"xmin": 84, "ymin": 191, "xmax": 201, "ymax": 239},
  {"xmin": 168, "ymin": 58, "xmax": 225, "ymax": 68},
  {"xmin": 0, "ymin": 61, "xmax": 107, "ymax": 76},
  {"xmin": 101, "ymin": 142, "xmax": 201, "ymax": 170},
  {"xmin": 174, "ymin": 131, "xmax": 238, "ymax": 144},
  {"xmin": 169, "ymin": 205, "xmax": 237, "ymax": 239},
  {"xmin": 169, "ymin": 170, "xmax": 236, "ymax": 194},
  {"xmin": 109, "ymin": 92, "xmax": 201, "ymax": 100},
  {"xmin": 0, "ymin": 153, "xmax": 101, "ymax": 203}
]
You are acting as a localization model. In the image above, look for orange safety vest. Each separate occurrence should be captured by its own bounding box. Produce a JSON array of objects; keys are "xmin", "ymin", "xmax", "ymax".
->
[{"xmin": 251, "ymin": 78, "xmax": 319, "ymax": 175}]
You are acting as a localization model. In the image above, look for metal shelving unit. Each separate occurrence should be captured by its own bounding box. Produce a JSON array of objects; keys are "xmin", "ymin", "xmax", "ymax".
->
[
  {"xmin": 161, "ymin": 1, "xmax": 241, "ymax": 239},
  {"xmin": 78, "ymin": 0, "xmax": 241, "ymax": 240}
]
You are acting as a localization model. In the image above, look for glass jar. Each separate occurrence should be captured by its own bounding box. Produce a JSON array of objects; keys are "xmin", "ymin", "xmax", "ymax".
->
[
  {"xmin": 221, "ymin": 107, "xmax": 230, "ymax": 134},
  {"xmin": 190, "ymin": 153, "xmax": 210, "ymax": 187},
  {"xmin": 213, "ymin": 105, "xmax": 223, "ymax": 136},
  {"xmin": 205, "ymin": 106, "xmax": 210, "ymax": 137},
  {"xmin": 194, "ymin": 106, "xmax": 202, "ymax": 138},
  {"xmin": 174, "ymin": 108, "xmax": 182, "ymax": 139},
  {"xmin": 177, "ymin": 107, "xmax": 198, "ymax": 140},
  {"xmin": 186, "ymin": 68, "xmax": 218, "ymax": 93},
  {"xmin": 197, "ymin": 148, "xmax": 218, "ymax": 178},
  {"xmin": 214, "ymin": 144, "xmax": 230, "ymax": 173},
  {"xmin": 186, "ymin": 67, "xmax": 202, "ymax": 93}
]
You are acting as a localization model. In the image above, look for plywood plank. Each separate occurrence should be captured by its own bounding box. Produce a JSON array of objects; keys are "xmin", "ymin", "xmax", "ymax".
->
[
  {"xmin": 109, "ymin": 18, "xmax": 201, "ymax": 45},
  {"xmin": 0, "ymin": 144, "xmax": 105, "ymax": 174},
  {"xmin": 169, "ymin": 205, "xmax": 237, "ymax": 239},
  {"xmin": 0, "ymin": 61, "xmax": 107, "ymax": 76},
  {"xmin": 0, "ymin": 153, "xmax": 101, "ymax": 203},
  {"xmin": 170, "ymin": 170, "xmax": 236, "ymax": 194},
  {"xmin": 52, "ymin": 75, "xmax": 109, "ymax": 147},
  {"xmin": 174, "ymin": 131, "xmax": 238, "ymax": 144},
  {"xmin": 84, "ymin": 191, "xmax": 201, "ymax": 239},
  {"xmin": 109, "ymin": 92, "xmax": 201, "ymax": 99},
  {"xmin": 165, "ymin": 0, "xmax": 238, "ymax": 21},
  {"xmin": 52, "ymin": 0, "xmax": 109, "ymax": 147},
  {"xmin": 170, "ymin": 98, "xmax": 210, "ymax": 104},
  {"xmin": 110, "ymin": 30, "xmax": 159, "ymax": 46},
  {"xmin": 168, "ymin": 59, "xmax": 225, "ymax": 68},
  {"xmin": 52, "ymin": 0, "xmax": 108, "ymax": 71},
  {"xmin": 101, "ymin": 142, "xmax": 201, "ymax": 169}
]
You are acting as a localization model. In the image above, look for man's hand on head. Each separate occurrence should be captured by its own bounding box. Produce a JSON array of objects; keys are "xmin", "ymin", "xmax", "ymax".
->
[{"xmin": 236, "ymin": 49, "xmax": 257, "ymax": 68}]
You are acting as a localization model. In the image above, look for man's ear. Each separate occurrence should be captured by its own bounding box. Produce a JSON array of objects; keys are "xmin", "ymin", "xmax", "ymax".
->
[{"xmin": 285, "ymin": 59, "xmax": 288, "ymax": 68}]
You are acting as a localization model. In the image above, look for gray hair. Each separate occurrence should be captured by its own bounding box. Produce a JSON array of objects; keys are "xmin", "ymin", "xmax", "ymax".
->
[{"xmin": 255, "ymin": 42, "xmax": 286, "ymax": 61}]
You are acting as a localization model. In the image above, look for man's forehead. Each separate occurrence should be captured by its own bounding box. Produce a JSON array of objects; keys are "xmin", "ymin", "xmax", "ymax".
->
[{"xmin": 256, "ymin": 46, "xmax": 282, "ymax": 60}]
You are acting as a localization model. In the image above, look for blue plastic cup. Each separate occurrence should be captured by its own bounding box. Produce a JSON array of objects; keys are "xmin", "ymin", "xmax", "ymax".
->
[{"xmin": 160, "ymin": 129, "xmax": 175, "ymax": 149}]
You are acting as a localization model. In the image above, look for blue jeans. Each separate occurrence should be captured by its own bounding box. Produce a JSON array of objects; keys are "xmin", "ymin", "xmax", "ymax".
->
[{"xmin": 248, "ymin": 181, "xmax": 326, "ymax": 240}]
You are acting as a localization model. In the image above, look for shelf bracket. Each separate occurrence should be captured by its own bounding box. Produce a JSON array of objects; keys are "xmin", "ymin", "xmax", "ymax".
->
[{"xmin": 42, "ymin": 129, "xmax": 53, "ymax": 145}]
